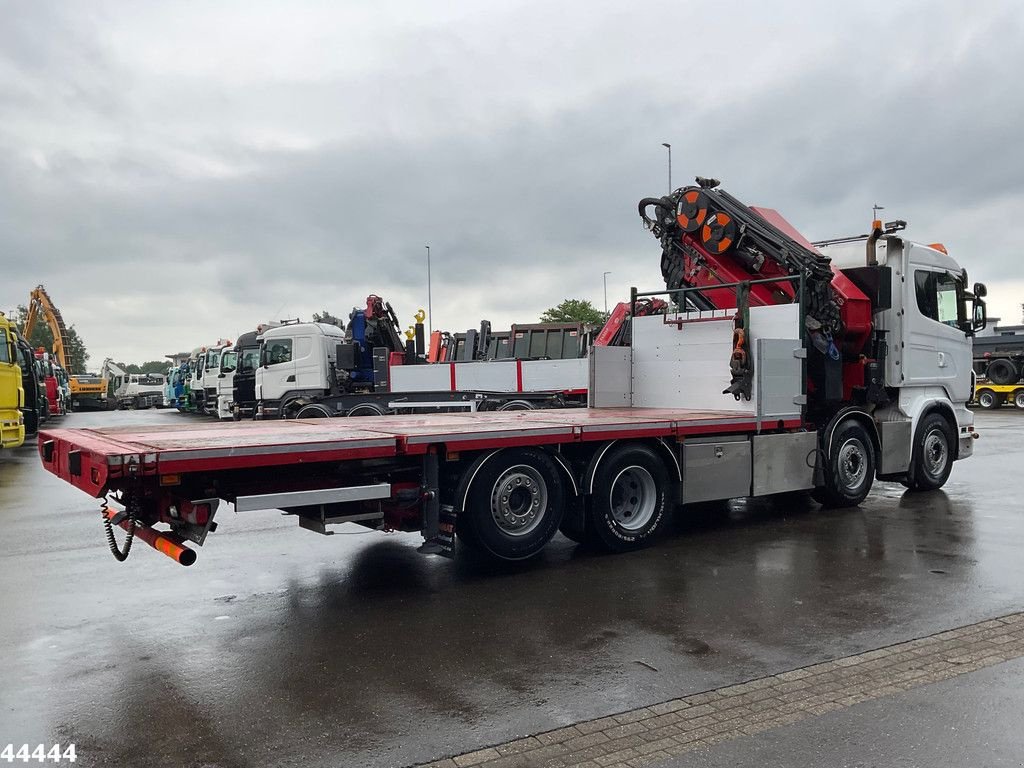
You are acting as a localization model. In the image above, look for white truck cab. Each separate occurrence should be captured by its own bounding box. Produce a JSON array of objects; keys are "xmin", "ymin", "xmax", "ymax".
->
[
  {"xmin": 256, "ymin": 323, "xmax": 345, "ymax": 418},
  {"xmin": 818, "ymin": 234, "xmax": 982, "ymax": 466}
]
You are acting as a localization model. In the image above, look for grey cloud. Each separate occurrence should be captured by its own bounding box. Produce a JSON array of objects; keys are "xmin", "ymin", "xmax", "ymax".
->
[{"xmin": 2, "ymin": 0, "xmax": 1023, "ymax": 363}]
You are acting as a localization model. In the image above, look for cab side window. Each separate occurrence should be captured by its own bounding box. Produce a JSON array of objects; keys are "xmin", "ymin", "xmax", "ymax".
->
[
  {"xmin": 0, "ymin": 330, "xmax": 9, "ymax": 364},
  {"xmin": 914, "ymin": 270, "xmax": 961, "ymax": 327},
  {"xmin": 267, "ymin": 339, "xmax": 293, "ymax": 365}
]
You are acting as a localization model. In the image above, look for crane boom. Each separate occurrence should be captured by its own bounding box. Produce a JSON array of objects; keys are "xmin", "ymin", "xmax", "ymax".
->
[{"xmin": 23, "ymin": 285, "xmax": 71, "ymax": 370}]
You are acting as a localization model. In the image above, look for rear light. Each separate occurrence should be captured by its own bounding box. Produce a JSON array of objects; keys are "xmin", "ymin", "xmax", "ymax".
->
[{"xmin": 182, "ymin": 502, "xmax": 211, "ymax": 526}]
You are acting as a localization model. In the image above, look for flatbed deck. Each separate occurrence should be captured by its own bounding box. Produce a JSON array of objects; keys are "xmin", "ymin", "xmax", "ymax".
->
[{"xmin": 39, "ymin": 408, "xmax": 799, "ymax": 498}]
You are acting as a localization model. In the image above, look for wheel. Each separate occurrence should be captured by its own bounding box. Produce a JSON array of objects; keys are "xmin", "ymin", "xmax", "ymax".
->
[
  {"xmin": 1014, "ymin": 390, "xmax": 1024, "ymax": 409},
  {"xmin": 814, "ymin": 420, "xmax": 875, "ymax": 507},
  {"xmin": 497, "ymin": 400, "xmax": 535, "ymax": 411},
  {"xmin": 458, "ymin": 448, "xmax": 565, "ymax": 560},
  {"xmin": 346, "ymin": 403, "xmax": 386, "ymax": 417},
  {"xmin": 976, "ymin": 389, "xmax": 1000, "ymax": 409},
  {"xmin": 985, "ymin": 359, "xmax": 1018, "ymax": 385},
  {"xmin": 588, "ymin": 444, "xmax": 671, "ymax": 552},
  {"xmin": 295, "ymin": 403, "xmax": 333, "ymax": 418},
  {"xmin": 904, "ymin": 412, "xmax": 955, "ymax": 492}
]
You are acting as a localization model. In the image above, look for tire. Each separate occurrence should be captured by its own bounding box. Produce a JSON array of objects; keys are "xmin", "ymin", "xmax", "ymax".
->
[
  {"xmin": 588, "ymin": 444, "xmax": 671, "ymax": 552},
  {"xmin": 1015, "ymin": 390, "xmax": 1024, "ymax": 409},
  {"xmin": 458, "ymin": 448, "xmax": 565, "ymax": 560},
  {"xmin": 905, "ymin": 412, "xmax": 955, "ymax": 492},
  {"xmin": 976, "ymin": 389, "xmax": 1000, "ymax": 409},
  {"xmin": 295, "ymin": 403, "xmax": 333, "ymax": 418},
  {"xmin": 497, "ymin": 400, "xmax": 535, "ymax": 412},
  {"xmin": 346, "ymin": 403, "xmax": 386, "ymax": 417},
  {"xmin": 986, "ymin": 359, "xmax": 1018, "ymax": 386},
  {"xmin": 815, "ymin": 420, "xmax": 875, "ymax": 507}
]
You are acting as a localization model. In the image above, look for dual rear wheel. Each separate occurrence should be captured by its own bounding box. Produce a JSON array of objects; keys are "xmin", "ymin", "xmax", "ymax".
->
[{"xmin": 458, "ymin": 444, "xmax": 672, "ymax": 560}]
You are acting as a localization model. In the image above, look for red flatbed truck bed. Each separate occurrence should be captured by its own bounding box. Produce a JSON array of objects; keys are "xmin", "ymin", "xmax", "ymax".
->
[{"xmin": 38, "ymin": 407, "xmax": 806, "ymax": 565}]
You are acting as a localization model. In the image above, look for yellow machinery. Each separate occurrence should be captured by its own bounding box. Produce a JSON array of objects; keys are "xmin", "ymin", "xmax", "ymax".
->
[
  {"xmin": 23, "ymin": 285, "xmax": 107, "ymax": 410},
  {"xmin": 0, "ymin": 311, "xmax": 25, "ymax": 448}
]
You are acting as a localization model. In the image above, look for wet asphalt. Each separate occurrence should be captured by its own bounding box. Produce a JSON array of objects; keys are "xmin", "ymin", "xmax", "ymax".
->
[{"xmin": 1, "ymin": 408, "xmax": 1023, "ymax": 768}]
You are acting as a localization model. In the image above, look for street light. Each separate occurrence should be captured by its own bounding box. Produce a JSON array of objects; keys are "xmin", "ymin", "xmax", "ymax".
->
[
  {"xmin": 425, "ymin": 245, "xmax": 433, "ymax": 336},
  {"xmin": 661, "ymin": 142, "xmax": 672, "ymax": 193},
  {"xmin": 603, "ymin": 271, "xmax": 612, "ymax": 316}
]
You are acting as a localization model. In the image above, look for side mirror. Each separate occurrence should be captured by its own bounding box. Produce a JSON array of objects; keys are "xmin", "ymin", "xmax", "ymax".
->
[
  {"xmin": 973, "ymin": 300, "xmax": 987, "ymax": 333},
  {"xmin": 974, "ymin": 282, "xmax": 987, "ymax": 298}
]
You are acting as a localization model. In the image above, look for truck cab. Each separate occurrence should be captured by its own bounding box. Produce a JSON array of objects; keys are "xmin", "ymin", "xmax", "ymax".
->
[
  {"xmin": 220, "ymin": 331, "xmax": 259, "ymax": 420},
  {"xmin": 34, "ymin": 349, "xmax": 65, "ymax": 417},
  {"xmin": 256, "ymin": 323, "xmax": 345, "ymax": 418},
  {"xmin": 0, "ymin": 313, "xmax": 25, "ymax": 449},
  {"xmin": 15, "ymin": 335, "xmax": 45, "ymax": 431},
  {"xmin": 817, "ymin": 234, "xmax": 984, "ymax": 467},
  {"xmin": 201, "ymin": 340, "xmax": 232, "ymax": 416}
]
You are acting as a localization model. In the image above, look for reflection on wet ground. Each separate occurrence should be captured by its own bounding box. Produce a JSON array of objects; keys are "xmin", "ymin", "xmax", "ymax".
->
[{"xmin": 1, "ymin": 409, "xmax": 1022, "ymax": 767}]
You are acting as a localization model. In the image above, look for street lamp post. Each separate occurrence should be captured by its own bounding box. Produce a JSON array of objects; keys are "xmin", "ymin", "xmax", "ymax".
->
[
  {"xmin": 603, "ymin": 271, "xmax": 611, "ymax": 316},
  {"xmin": 425, "ymin": 245, "xmax": 432, "ymax": 336},
  {"xmin": 661, "ymin": 142, "xmax": 672, "ymax": 193}
]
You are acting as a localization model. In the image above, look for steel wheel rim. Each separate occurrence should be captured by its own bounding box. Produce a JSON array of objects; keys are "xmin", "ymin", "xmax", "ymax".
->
[
  {"xmin": 922, "ymin": 428, "xmax": 948, "ymax": 479},
  {"xmin": 837, "ymin": 437, "xmax": 868, "ymax": 492},
  {"xmin": 609, "ymin": 465, "xmax": 657, "ymax": 531},
  {"xmin": 1016, "ymin": 393, "xmax": 1024, "ymax": 408},
  {"xmin": 979, "ymin": 392, "xmax": 994, "ymax": 408},
  {"xmin": 490, "ymin": 464, "xmax": 547, "ymax": 536}
]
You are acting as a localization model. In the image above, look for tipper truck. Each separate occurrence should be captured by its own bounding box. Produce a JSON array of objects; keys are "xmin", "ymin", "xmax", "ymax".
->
[{"xmin": 38, "ymin": 179, "xmax": 985, "ymax": 567}]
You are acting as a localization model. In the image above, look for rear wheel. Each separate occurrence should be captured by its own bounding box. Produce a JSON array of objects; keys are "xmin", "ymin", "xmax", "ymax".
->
[
  {"xmin": 346, "ymin": 403, "xmax": 386, "ymax": 417},
  {"xmin": 905, "ymin": 412, "xmax": 954, "ymax": 492},
  {"xmin": 976, "ymin": 389, "xmax": 1000, "ymax": 409},
  {"xmin": 458, "ymin": 448, "xmax": 565, "ymax": 560},
  {"xmin": 588, "ymin": 444, "xmax": 671, "ymax": 552},
  {"xmin": 497, "ymin": 400, "xmax": 536, "ymax": 411},
  {"xmin": 814, "ymin": 420, "xmax": 875, "ymax": 507},
  {"xmin": 295, "ymin": 403, "xmax": 333, "ymax": 418},
  {"xmin": 1014, "ymin": 390, "xmax": 1024, "ymax": 409}
]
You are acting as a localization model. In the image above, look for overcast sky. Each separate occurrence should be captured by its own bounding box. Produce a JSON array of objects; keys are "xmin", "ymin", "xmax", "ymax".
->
[{"xmin": 2, "ymin": 0, "xmax": 1022, "ymax": 366}]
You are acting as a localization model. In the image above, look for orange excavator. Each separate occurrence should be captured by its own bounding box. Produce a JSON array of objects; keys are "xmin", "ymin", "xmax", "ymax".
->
[{"xmin": 23, "ymin": 285, "xmax": 107, "ymax": 411}]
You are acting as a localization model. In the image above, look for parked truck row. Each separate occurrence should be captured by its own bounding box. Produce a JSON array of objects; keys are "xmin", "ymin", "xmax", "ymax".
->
[
  {"xmin": 159, "ymin": 295, "xmax": 667, "ymax": 424},
  {"xmin": 39, "ymin": 177, "xmax": 988, "ymax": 569}
]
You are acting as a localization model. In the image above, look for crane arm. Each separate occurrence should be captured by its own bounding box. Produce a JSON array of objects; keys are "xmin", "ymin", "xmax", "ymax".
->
[{"xmin": 23, "ymin": 285, "xmax": 71, "ymax": 370}]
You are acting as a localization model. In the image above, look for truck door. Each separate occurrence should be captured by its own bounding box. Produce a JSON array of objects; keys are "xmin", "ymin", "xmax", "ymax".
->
[
  {"xmin": 292, "ymin": 335, "xmax": 323, "ymax": 388},
  {"xmin": 260, "ymin": 337, "xmax": 296, "ymax": 399},
  {"xmin": 902, "ymin": 247, "xmax": 972, "ymax": 402}
]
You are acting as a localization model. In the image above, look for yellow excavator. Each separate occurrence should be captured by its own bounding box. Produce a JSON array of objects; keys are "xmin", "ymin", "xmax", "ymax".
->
[{"xmin": 23, "ymin": 285, "xmax": 107, "ymax": 410}]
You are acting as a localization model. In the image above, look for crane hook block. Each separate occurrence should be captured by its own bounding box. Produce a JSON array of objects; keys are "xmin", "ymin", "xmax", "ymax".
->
[{"xmin": 414, "ymin": 309, "xmax": 426, "ymax": 324}]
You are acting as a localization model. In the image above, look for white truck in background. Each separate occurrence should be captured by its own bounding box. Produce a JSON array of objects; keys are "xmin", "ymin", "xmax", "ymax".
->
[{"xmin": 102, "ymin": 359, "xmax": 165, "ymax": 410}]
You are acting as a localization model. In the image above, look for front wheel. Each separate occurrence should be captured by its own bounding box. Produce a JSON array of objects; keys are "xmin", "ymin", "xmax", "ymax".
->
[
  {"xmin": 904, "ymin": 412, "xmax": 954, "ymax": 492},
  {"xmin": 588, "ymin": 444, "xmax": 671, "ymax": 552},
  {"xmin": 458, "ymin": 448, "xmax": 565, "ymax": 560},
  {"xmin": 814, "ymin": 420, "xmax": 875, "ymax": 507}
]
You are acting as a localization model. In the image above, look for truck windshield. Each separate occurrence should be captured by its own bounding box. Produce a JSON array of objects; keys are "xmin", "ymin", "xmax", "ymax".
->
[
  {"xmin": 220, "ymin": 351, "xmax": 237, "ymax": 373},
  {"xmin": 237, "ymin": 347, "xmax": 260, "ymax": 373},
  {"xmin": 140, "ymin": 374, "xmax": 163, "ymax": 386},
  {"xmin": 206, "ymin": 350, "xmax": 220, "ymax": 368}
]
